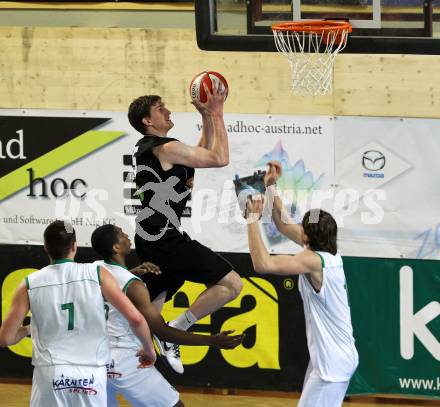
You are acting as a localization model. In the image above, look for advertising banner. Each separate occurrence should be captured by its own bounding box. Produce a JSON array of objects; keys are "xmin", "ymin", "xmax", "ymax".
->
[
  {"xmin": 0, "ymin": 109, "xmax": 333, "ymax": 255},
  {"xmin": 1, "ymin": 110, "xmax": 440, "ymax": 260},
  {"xmin": 335, "ymin": 116, "xmax": 440, "ymax": 260},
  {"xmin": 346, "ymin": 256, "xmax": 440, "ymax": 398},
  {"xmin": 0, "ymin": 245, "xmax": 309, "ymax": 391},
  {"xmin": 0, "ymin": 245, "xmax": 438, "ymax": 399}
]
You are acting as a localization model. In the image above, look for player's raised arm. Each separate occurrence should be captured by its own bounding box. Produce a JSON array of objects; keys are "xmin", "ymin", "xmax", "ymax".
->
[
  {"xmin": 99, "ymin": 266, "xmax": 156, "ymax": 365},
  {"xmin": 157, "ymin": 139, "xmax": 227, "ymax": 168},
  {"xmin": 195, "ymin": 105, "xmax": 214, "ymax": 150},
  {"xmin": 193, "ymin": 72, "xmax": 227, "ymax": 150},
  {"xmin": 156, "ymin": 82, "xmax": 229, "ymax": 169},
  {"xmin": 265, "ymin": 161, "xmax": 304, "ymax": 246},
  {"xmin": 246, "ymin": 197, "xmax": 320, "ymax": 276}
]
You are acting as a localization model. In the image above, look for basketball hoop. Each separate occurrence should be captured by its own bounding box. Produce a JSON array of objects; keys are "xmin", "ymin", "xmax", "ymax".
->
[{"xmin": 272, "ymin": 20, "xmax": 352, "ymax": 96}]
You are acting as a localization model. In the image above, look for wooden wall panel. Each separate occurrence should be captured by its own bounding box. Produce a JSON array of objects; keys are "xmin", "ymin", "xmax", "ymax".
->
[
  {"xmin": 0, "ymin": 26, "xmax": 439, "ymax": 119},
  {"xmin": 334, "ymin": 54, "xmax": 440, "ymax": 118},
  {"xmin": 0, "ymin": 26, "xmax": 330, "ymax": 115}
]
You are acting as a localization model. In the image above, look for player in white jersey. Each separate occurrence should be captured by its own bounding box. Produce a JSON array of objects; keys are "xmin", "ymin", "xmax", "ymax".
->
[
  {"xmin": 91, "ymin": 224, "xmax": 244, "ymax": 407},
  {"xmin": 0, "ymin": 220, "xmax": 156, "ymax": 407},
  {"xmin": 245, "ymin": 162, "xmax": 358, "ymax": 407}
]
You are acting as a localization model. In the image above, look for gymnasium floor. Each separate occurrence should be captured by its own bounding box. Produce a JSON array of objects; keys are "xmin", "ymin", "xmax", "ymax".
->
[{"xmin": 1, "ymin": 383, "xmax": 438, "ymax": 406}]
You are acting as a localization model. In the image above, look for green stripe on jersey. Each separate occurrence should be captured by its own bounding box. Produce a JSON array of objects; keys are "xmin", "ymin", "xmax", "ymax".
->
[
  {"xmin": 316, "ymin": 252, "xmax": 325, "ymax": 269},
  {"xmin": 97, "ymin": 266, "xmax": 101, "ymax": 286},
  {"xmin": 105, "ymin": 260, "xmax": 128, "ymax": 270},
  {"xmin": 123, "ymin": 277, "xmax": 141, "ymax": 293},
  {"xmin": 53, "ymin": 259, "xmax": 74, "ymax": 264}
]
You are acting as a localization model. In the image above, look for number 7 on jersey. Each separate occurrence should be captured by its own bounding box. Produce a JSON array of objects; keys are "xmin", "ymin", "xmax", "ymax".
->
[{"xmin": 61, "ymin": 302, "xmax": 75, "ymax": 330}]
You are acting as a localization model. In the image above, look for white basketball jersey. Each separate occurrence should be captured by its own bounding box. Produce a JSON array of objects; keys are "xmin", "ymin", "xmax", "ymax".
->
[
  {"xmin": 94, "ymin": 261, "xmax": 142, "ymax": 350},
  {"xmin": 26, "ymin": 260, "xmax": 110, "ymax": 367},
  {"xmin": 298, "ymin": 251, "xmax": 359, "ymax": 382}
]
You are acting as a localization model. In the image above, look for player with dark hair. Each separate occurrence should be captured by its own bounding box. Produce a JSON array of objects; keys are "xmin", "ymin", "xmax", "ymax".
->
[
  {"xmin": 0, "ymin": 220, "xmax": 155, "ymax": 407},
  {"xmin": 245, "ymin": 161, "xmax": 358, "ymax": 407},
  {"xmin": 91, "ymin": 224, "xmax": 243, "ymax": 406},
  {"xmin": 127, "ymin": 82, "xmax": 243, "ymax": 373}
]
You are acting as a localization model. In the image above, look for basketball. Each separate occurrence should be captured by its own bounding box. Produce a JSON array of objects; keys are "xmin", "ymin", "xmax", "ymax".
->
[{"xmin": 189, "ymin": 71, "xmax": 228, "ymax": 103}]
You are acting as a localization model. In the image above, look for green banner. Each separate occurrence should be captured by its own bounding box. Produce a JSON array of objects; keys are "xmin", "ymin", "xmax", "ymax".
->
[{"xmin": 345, "ymin": 257, "xmax": 440, "ymax": 398}]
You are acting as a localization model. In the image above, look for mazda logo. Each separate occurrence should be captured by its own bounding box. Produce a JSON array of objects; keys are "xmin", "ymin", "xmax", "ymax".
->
[{"xmin": 362, "ymin": 150, "xmax": 385, "ymax": 171}]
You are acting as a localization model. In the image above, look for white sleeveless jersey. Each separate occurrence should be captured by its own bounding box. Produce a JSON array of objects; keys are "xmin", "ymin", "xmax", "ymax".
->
[
  {"xmin": 26, "ymin": 260, "xmax": 110, "ymax": 367},
  {"xmin": 298, "ymin": 251, "xmax": 359, "ymax": 382},
  {"xmin": 94, "ymin": 261, "xmax": 142, "ymax": 350}
]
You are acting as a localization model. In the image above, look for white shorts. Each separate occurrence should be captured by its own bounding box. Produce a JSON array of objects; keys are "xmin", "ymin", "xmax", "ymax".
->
[
  {"xmin": 107, "ymin": 347, "xmax": 180, "ymax": 407},
  {"xmin": 298, "ymin": 366, "xmax": 349, "ymax": 407},
  {"xmin": 31, "ymin": 365, "xmax": 107, "ymax": 407}
]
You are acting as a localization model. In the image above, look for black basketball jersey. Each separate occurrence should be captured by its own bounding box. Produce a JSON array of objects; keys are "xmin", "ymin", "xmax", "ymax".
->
[{"xmin": 132, "ymin": 134, "xmax": 195, "ymax": 231}]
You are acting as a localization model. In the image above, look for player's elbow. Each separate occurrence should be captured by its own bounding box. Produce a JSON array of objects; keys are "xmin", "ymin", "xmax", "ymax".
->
[
  {"xmin": 207, "ymin": 149, "xmax": 229, "ymax": 167},
  {"xmin": 253, "ymin": 264, "xmax": 265, "ymax": 274},
  {"xmin": 211, "ymin": 156, "xmax": 229, "ymax": 167},
  {"xmin": 253, "ymin": 259, "xmax": 272, "ymax": 275},
  {"xmin": 219, "ymin": 156, "xmax": 230, "ymax": 166},
  {"xmin": 0, "ymin": 332, "xmax": 13, "ymax": 347}
]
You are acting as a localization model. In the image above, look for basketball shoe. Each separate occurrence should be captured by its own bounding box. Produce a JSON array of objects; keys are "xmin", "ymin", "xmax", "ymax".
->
[{"xmin": 154, "ymin": 334, "xmax": 184, "ymax": 374}]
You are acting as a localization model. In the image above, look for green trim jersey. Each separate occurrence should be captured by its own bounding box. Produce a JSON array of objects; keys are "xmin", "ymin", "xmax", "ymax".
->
[
  {"xmin": 298, "ymin": 251, "xmax": 359, "ymax": 382},
  {"xmin": 98, "ymin": 261, "xmax": 180, "ymax": 406},
  {"xmin": 94, "ymin": 261, "xmax": 142, "ymax": 350},
  {"xmin": 26, "ymin": 260, "xmax": 110, "ymax": 367}
]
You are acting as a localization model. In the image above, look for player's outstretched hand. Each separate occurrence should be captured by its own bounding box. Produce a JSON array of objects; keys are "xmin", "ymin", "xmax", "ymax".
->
[
  {"xmin": 136, "ymin": 348, "xmax": 157, "ymax": 368},
  {"xmin": 210, "ymin": 330, "xmax": 245, "ymax": 349},
  {"xmin": 130, "ymin": 262, "xmax": 161, "ymax": 276},
  {"xmin": 244, "ymin": 196, "xmax": 264, "ymax": 223},
  {"xmin": 264, "ymin": 161, "xmax": 282, "ymax": 187}
]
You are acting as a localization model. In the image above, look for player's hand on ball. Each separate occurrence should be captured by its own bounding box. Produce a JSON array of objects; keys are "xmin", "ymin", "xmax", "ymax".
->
[
  {"xmin": 130, "ymin": 262, "xmax": 161, "ymax": 276},
  {"xmin": 136, "ymin": 348, "xmax": 156, "ymax": 368},
  {"xmin": 264, "ymin": 161, "xmax": 282, "ymax": 187},
  {"xmin": 191, "ymin": 97, "xmax": 207, "ymax": 115},
  {"xmin": 191, "ymin": 80, "xmax": 226, "ymax": 116},
  {"xmin": 209, "ymin": 79, "xmax": 227, "ymax": 102},
  {"xmin": 201, "ymin": 82, "xmax": 226, "ymax": 116},
  {"xmin": 211, "ymin": 330, "xmax": 245, "ymax": 349}
]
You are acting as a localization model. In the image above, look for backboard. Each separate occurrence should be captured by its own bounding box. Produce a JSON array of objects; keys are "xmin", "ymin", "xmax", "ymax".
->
[{"xmin": 195, "ymin": 0, "xmax": 440, "ymax": 54}]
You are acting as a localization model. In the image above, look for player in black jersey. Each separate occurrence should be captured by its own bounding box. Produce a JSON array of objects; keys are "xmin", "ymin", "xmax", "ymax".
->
[{"xmin": 127, "ymin": 83, "xmax": 243, "ymax": 374}]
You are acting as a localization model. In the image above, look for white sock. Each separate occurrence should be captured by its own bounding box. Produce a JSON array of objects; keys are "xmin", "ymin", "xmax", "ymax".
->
[{"xmin": 169, "ymin": 310, "xmax": 198, "ymax": 331}]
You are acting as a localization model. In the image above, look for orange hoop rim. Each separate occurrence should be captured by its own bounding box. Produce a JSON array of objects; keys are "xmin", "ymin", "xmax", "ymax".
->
[{"xmin": 272, "ymin": 20, "xmax": 352, "ymax": 34}]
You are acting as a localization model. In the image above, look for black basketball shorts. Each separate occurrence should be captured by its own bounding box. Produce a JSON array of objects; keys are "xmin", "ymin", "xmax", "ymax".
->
[{"xmin": 135, "ymin": 231, "xmax": 234, "ymax": 302}]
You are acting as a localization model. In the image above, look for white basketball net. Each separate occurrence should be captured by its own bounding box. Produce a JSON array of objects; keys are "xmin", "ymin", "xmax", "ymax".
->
[{"xmin": 273, "ymin": 26, "xmax": 350, "ymax": 96}]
